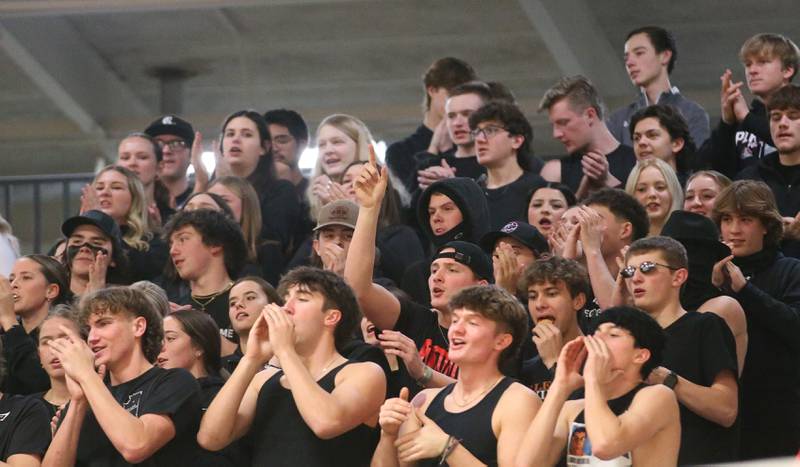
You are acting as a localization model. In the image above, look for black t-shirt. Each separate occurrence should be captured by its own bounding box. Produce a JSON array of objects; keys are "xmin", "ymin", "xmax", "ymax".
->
[
  {"xmin": 394, "ymin": 298, "xmax": 458, "ymax": 380},
  {"xmin": 480, "ymin": 171, "xmax": 546, "ymax": 230},
  {"xmin": 175, "ymin": 287, "xmax": 237, "ymax": 343},
  {"xmin": 559, "ymin": 145, "xmax": 636, "ymax": 194},
  {"xmin": 662, "ymin": 311, "xmax": 739, "ymax": 465},
  {"xmin": 0, "ymin": 394, "xmax": 50, "ymax": 461},
  {"xmin": 76, "ymin": 366, "xmax": 201, "ymax": 467},
  {"xmin": 518, "ymin": 356, "xmax": 554, "ymax": 400}
]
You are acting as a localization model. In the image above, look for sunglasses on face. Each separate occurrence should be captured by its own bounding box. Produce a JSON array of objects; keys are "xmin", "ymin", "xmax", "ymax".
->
[{"xmin": 620, "ymin": 261, "xmax": 678, "ymax": 278}]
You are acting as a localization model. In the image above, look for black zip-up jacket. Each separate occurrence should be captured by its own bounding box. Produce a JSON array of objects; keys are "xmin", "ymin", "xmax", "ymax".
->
[
  {"xmin": 730, "ymin": 248, "xmax": 800, "ymax": 444},
  {"xmin": 697, "ymin": 99, "xmax": 776, "ymax": 178},
  {"xmin": 736, "ymin": 152, "xmax": 800, "ymax": 217}
]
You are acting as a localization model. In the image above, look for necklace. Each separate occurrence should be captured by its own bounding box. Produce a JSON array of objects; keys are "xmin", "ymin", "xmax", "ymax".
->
[
  {"xmin": 191, "ymin": 281, "xmax": 233, "ymax": 310},
  {"xmin": 316, "ymin": 354, "xmax": 343, "ymax": 380},
  {"xmin": 452, "ymin": 375, "xmax": 504, "ymax": 408},
  {"xmin": 435, "ymin": 310, "xmax": 450, "ymax": 346}
]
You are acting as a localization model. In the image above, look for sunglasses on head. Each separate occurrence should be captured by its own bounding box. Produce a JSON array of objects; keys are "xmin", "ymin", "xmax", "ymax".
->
[{"xmin": 620, "ymin": 261, "xmax": 678, "ymax": 278}]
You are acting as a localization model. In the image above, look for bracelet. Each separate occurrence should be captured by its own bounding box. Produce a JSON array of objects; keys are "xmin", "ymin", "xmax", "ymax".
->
[
  {"xmin": 438, "ymin": 435, "xmax": 460, "ymax": 465},
  {"xmin": 416, "ymin": 365, "xmax": 433, "ymax": 387}
]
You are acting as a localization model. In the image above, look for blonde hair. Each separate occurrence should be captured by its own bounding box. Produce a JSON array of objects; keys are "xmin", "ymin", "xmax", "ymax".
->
[
  {"xmin": 95, "ymin": 165, "xmax": 151, "ymax": 251},
  {"xmin": 207, "ymin": 176, "xmax": 262, "ymax": 262},
  {"xmin": 307, "ymin": 114, "xmax": 373, "ymax": 220},
  {"xmin": 625, "ymin": 158, "xmax": 683, "ymax": 221},
  {"xmin": 740, "ymin": 33, "xmax": 800, "ymax": 81}
]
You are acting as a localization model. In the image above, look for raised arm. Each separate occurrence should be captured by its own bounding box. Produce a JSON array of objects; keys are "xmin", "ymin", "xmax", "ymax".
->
[
  {"xmin": 581, "ymin": 336, "xmax": 679, "ymax": 460},
  {"xmin": 42, "ymin": 391, "xmax": 87, "ymax": 467},
  {"xmin": 265, "ymin": 304, "xmax": 386, "ymax": 439},
  {"xmin": 344, "ymin": 148, "xmax": 402, "ymax": 331},
  {"xmin": 198, "ymin": 310, "xmax": 275, "ymax": 451},
  {"xmin": 517, "ymin": 337, "xmax": 586, "ymax": 467}
]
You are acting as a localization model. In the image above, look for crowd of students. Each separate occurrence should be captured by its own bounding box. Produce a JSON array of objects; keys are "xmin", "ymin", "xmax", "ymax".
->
[{"xmin": 0, "ymin": 25, "xmax": 798, "ymax": 466}]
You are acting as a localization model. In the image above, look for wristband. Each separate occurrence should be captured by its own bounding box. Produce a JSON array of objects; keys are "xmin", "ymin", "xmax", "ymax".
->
[
  {"xmin": 438, "ymin": 435, "xmax": 460, "ymax": 465},
  {"xmin": 416, "ymin": 365, "xmax": 433, "ymax": 387}
]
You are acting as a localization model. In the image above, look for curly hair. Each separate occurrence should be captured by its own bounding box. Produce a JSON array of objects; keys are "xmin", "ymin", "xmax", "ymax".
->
[
  {"xmin": 468, "ymin": 101, "xmax": 534, "ymax": 170},
  {"xmin": 163, "ymin": 209, "xmax": 247, "ymax": 279},
  {"xmin": 519, "ymin": 256, "xmax": 590, "ymax": 300},
  {"xmin": 78, "ymin": 286, "xmax": 164, "ymax": 363}
]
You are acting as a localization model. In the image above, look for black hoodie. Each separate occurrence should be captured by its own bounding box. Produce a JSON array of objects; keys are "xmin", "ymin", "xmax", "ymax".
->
[
  {"xmin": 736, "ymin": 151, "xmax": 800, "ymax": 218},
  {"xmin": 730, "ymin": 247, "xmax": 800, "ymax": 458},
  {"xmin": 400, "ymin": 177, "xmax": 490, "ymax": 305}
]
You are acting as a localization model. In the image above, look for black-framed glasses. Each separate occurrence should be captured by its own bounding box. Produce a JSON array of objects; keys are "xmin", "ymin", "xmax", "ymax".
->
[
  {"xmin": 156, "ymin": 140, "xmax": 187, "ymax": 150},
  {"xmin": 620, "ymin": 261, "xmax": 678, "ymax": 278},
  {"xmin": 469, "ymin": 125, "xmax": 507, "ymax": 140}
]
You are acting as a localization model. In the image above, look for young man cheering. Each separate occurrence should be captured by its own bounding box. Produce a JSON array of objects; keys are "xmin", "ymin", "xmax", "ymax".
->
[
  {"xmin": 197, "ymin": 267, "xmax": 386, "ymax": 466},
  {"xmin": 619, "ymin": 236, "xmax": 739, "ymax": 464},
  {"xmin": 373, "ymin": 285, "xmax": 540, "ymax": 466},
  {"xmin": 44, "ymin": 287, "xmax": 201, "ymax": 466},
  {"xmin": 517, "ymin": 306, "xmax": 680, "ymax": 466}
]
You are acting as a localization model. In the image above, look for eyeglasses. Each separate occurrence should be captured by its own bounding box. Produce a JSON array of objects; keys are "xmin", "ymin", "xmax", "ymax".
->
[
  {"xmin": 620, "ymin": 261, "xmax": 678, "ymax": 278},
  {"xmin": 469, "ymin": 125, "xmax": 508, "ymax": 140},
  {"xmin": 272, "ymin": 135, "xmax": 295, "ymax": 145},
  {"xmin": 156, "ymin": 140, "xmax": 187, "ymax": 150}
]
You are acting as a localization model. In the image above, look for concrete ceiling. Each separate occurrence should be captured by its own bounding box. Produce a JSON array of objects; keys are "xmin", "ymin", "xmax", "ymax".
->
[{"xmin": 0, "ymin": 0, "xmax": 799, "ymax": 176}]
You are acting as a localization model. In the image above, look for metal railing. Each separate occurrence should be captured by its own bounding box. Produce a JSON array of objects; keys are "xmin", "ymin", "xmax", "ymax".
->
[{"xmin": 0, "ymin": 172, "xmax": 94, "ymax": 253}]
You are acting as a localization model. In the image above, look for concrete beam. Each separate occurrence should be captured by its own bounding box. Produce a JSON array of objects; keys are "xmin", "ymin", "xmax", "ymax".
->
[
  {"xmin": 0, "ymin": 17, "xmax": 150, "ymax": 142},
  {"xmin": 517, "ymin": 0, "xmax": 631, "ymax": 98},
  {"xmin": 0, "ymin": 0, "xmax": 361, "ymax": 17}
]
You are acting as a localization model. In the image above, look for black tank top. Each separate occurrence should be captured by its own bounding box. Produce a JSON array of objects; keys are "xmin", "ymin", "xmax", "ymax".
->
[
  {"xmin": 564, "ymin": 383, "xmax": 647, "ymax": 467},
  {"xmin": 419, "ymin": 376, "xmax": 514, "ymax": 467},
  {"xmin": 250, "ymin": 360, "xmax": 379, "ymax": 467}
]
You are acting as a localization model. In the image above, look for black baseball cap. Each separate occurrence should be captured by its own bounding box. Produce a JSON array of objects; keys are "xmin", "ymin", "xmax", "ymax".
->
[
  {"xmin": 144, "ymin": 115, "xmax": 195, "ymax": 146},
  {"xmin": 480, "ymin": 221, "xmax": 548, "ymax": 257},
  {"xmin": 434, "ymin": 241, "xmax": 494, "ymax": 283},
  {"xmin": 61, "ymin": 210, "xmax": 123, "ymax": 248}
]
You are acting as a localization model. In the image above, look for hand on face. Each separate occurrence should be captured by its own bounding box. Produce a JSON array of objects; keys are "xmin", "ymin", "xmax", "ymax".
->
[
  {"xmin": 493, "ymin": 242, "xmax": 521, "ymax": 294},
  {"xmin": 262, "ymin": 303, "xmax": 295, "ymax": 358},
  {"xmin": 583, "ymin": 335, "xmax": 624, "ymax": 387},
  {"xmin": 47, "ymin": 325, "xmax": 97, "ymax": 384},
  {"xmin": 553, "ymin": 336, "xmax": 586, "ymax": 392},
  {"xmin": 532, "ymin": 320, "xmax": 564, "ymax": 369}
]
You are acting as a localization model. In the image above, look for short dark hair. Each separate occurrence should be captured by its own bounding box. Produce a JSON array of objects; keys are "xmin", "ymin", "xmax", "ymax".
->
[
  {"xmin": 487, "ymin": 81, "xmax": 516, "ymax": 104},
  {"xmin": 538, "ymin": 75, "xmax": 606, "ymax": 120},
  {"xmin": 448, "ymin": 285, "xmax": 529, "ymax": 376},
  {"xmin": 583, "ymin": 188, "xmax": 650, "ymax": 242},
  {"xmin": 448, "ymin": 81, "xmax": 493, "ymax": 103},
  {"xmin": 626, "ymin": 26, "xmax": 678, "ymax": 74},
  {"xmin": 468, "ymin": 101, "xmax": 534, "ymax": 170},
  {"xmin": 167, "ymin": 309, "xmax": 222, "ymax": 377},
  {"xmin": 182, "ymin": 191, "xmax": 236, "ymax": 219},
  {"xmin": 767, "ymin": 83, "xmax": 800, "ymax": 112},
  {"xmin": 22, "ymin": 254, "xmax": 73, "ymax": 306},
  {"xmin": 519, "ymin": 256, "xmax": 590, "ymax": 300},
  {"xmin": 79, "ymin": 286, "xmax": 164, "ymax": 363},
  {"xmin": 527, "ymin": 181, "xmax": 577, "ymax": 209},
  {"xmin": 629, "ymin": 104, "xmax": 695, "ymax": 173},
  {"xmin": 277, "ymin": 267, "xmax": 360, "ymax": 351},
  {"xmin": 711, "ymin": 180, "xmax": 784, "ymax": 249},
  {"xmin": 593, "ymin": 306, "xmax": 666, "ymax": 378},
  {"xmin": 263, "ymin": 109, "xmax": 309, "ymax": 143},
  {"xmin": 626, "ymin": 236, "xmax": 689, "ymax": 270},
  {"xmin": 422, "ymin": 57, "xmax": 477, "ymax": 109},
  {"xmin": 163, "ymin": 209, "xmax": 247, "ymax": 279}
]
